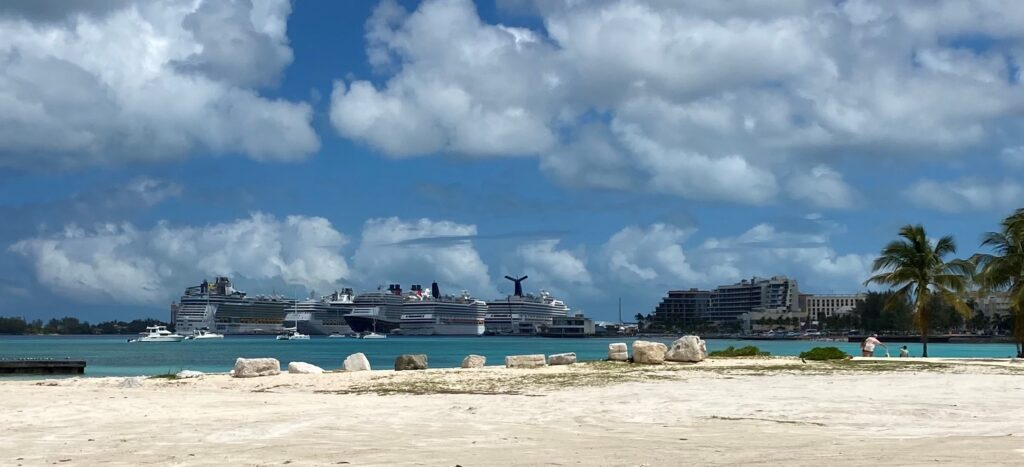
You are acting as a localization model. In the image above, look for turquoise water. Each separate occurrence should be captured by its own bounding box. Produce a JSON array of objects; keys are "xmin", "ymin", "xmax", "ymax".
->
[{"xmin": 0, "ymin": 335, "xmax": 1018, "ymax": 377}]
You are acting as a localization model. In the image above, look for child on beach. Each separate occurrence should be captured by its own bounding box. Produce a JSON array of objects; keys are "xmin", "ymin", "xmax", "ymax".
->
[
  {"xmin": 899, "ymin": 346, "xmax": 909, "ymax": 357},
  {"xmin": 861, "ymin": 334, "xmax": 887, "ymax": 357}
]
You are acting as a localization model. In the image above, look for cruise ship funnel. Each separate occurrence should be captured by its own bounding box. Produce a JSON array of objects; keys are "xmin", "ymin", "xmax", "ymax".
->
[{"xmin": 504, "ymin": 275, "xmax": 528, "ymax": 296}]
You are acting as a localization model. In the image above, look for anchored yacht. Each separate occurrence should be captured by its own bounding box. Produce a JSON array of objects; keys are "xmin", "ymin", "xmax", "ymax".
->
[{"xmin": 130, "ymin": 326, "xmax": 185, "ymax": 343}]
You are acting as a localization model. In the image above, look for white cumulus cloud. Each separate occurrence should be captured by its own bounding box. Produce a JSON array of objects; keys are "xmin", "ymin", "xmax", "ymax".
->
[
  {"xmin": 697, "ymin": 223, "xmax": 874, "ymax": 292},
  {"xmin": 904, "ymin": 178, "xmax": 1024, "ymax": 213},
  {"xmin": 786, "ymin": 165, "xmax": 861, "ymax": 209},
  {"xmin": 9, "ymin": 213, "xmax": 350, "ymax": 304},
  {"xmin": 0, "ymin": 0, "xmax": 318, "ymax": 170},
  {"xmin": 602, "ymin": 224, "xmax": 704, "ymax": 284},
  {"xmin": 330, "ymin": 0, "xmax": 1024, "ymax": 208},
  {"xmin": 351, "ymin": 217, "xmax": 497, "ymax": 298},
  {"xmin": 513, "ymin": 239, "xmax": 591, "ymax": 299}
]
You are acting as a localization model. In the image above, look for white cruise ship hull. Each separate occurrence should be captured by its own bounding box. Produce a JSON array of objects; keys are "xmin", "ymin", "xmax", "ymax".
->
[
  {"xmin": 298, "ymin": 320, "xmax": 353, "ymax": 336},
  {"xmin": 400, "ymin": 315, "xmax": 486, "ymax": 336}
]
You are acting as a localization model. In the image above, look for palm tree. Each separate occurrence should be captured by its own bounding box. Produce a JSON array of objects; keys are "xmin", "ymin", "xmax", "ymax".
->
[
  {"xmin": 972, "ymin": 208, "xmax": 1024, "ymax": 357},
  {"xmin": 864, "ymin": 224, "xmax": 972, "ymax": 357}
]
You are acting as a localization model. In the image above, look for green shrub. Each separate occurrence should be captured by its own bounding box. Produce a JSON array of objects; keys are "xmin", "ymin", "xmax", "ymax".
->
[
  {"xmin": 799, "ymin": 346, "xmax": 848, "ymax": 360},
  {"xmin": 708, "ymin": 345, "xmax": 769, "ymax": 357}
]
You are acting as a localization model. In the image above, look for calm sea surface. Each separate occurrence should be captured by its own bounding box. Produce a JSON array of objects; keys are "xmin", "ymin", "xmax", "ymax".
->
[{"xmin": 0, "ymin": 335, "xmax": 1018, "ymax": 377}]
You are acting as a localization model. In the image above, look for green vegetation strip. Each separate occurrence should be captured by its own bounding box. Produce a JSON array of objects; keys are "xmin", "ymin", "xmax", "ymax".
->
[
  {"xmin": 708, "ymin": 345, "xmax": 770, "ymax": 357},
  {"xmin": 302, "ymin": 359, "xmax": 1024, "ymax": 396}
]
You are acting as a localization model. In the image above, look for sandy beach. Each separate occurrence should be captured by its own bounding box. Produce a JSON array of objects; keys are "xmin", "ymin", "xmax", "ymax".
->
[{"xmin": 3, "ymin": 358, "xmax": 1024, "ymax": 466}]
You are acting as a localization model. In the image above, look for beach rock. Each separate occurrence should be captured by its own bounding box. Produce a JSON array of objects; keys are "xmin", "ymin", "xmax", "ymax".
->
[
  {"xmin": 608, "ymin": 342, "xmax": 629, "ymax": 361},
  {"xmin": 666, "ymin": 336, "xmax": 708, "ymax": 363},
  {"xmin": 608, "ymin": 352, "xmax": 629, "ymax": 361},
  {"xmin": 394, "ymin": 354, "xmax": 428, "ymax": 371},
  {"xmin": 119, "ymin": 376, "xmax": 144, "ymax": 388},
  {"xmin": 461, "ymin": 354, "xmax": 486, "ymax": 368},
  {"xmin": 343, "ymin": 353, "xmax": 371, "ymax": 372},
  {"xmin": 175, "ymin": 370, "xmax": 204, "ymax": 379},
  {"xmin": 505, "ymin": 354, "xmax": 546, "ymax": 368},
  {"xmin": 548, "ymin": 352, "xmax": 576, "ymax": 365},
  {"xmin": 287, "ymin": 362, "xmax": 324, "ymax": 374},
  {"xmin": 632, "ymin": 341, "xmax": 668, "ymax": 364},
  {"xmin": 233, "ymin": 358, "xmax": 281, "ymax": 378}
]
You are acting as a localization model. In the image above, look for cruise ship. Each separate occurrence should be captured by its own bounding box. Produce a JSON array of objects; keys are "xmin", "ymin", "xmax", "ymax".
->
[
  {"xmin": 343, "ymin": 284, "xmax": 406, "ymax": 334},
  {"xmin": 172, "ymin": 277, "xmax": 292, "ymax": 335},
  {"xmin": 400, "ymin": 282, "xmax": 488, "ymax": 335},
  {"xmin": 485, "ymin": 275, "xmax": 570, "ymax": 335},
  {"xmin": 293, "ymin": 289, "xmax": 356, "ymax": 336}
]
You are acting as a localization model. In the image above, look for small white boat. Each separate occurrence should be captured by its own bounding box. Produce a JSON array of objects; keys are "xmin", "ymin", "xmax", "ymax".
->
[
  {"xmin": 327, "ymin": 333, "xmax": 348, "ymax": 338},
  {"xmin": 186, "ymin": 329, "xmax": 224, "ymax": 340},
  {"xmin": 276, "ymin": 328, "xmax": 310, "ymax": 340},
  {"xmin": 361, "ymin": 332, "xmax": 386, "ymax": 339},
  {"xmin": 131, "ymin": 326, "xmax": 185, "ymax": 343}
]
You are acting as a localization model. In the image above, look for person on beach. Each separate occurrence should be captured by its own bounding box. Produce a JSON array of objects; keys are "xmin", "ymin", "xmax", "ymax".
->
[
  {"xmin": 861, "ymin": 334, "xmax": 887, "ymax": 357},
  {"xmin": 899, "ymin": 345, "xmax": 910, "ymax": 358}
]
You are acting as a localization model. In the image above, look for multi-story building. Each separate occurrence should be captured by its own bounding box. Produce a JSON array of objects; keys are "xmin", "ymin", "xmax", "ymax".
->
[
  {"xmin": 651, "ymin": 289, "xmax": 712, "ymax": 326},
  {"xmin": 803, "ymin": 293, "xmax": 866, "ymax": 322},
  {"xmin": 651, "ymin": 276, "xmax": 800, "ymax": 329},
  {"xmin": 975, "ymin": 293, "xmax": 1011, "ymax": 318},
  {"xmin": 540, "ymin": 313, "xmax": 596, "ymax": 337},
  {"xmin": 709, "ymin": 276, "xmax": 800, "ymax": 322},
  {"xmin": 169, "ymin": 302, "xmax": 179, "ymax": 330}
]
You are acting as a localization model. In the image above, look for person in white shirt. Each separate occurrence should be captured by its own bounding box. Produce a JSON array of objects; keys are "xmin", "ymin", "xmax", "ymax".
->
[
  {"xmin": 861, "ymin": 334, "xmax": 886, "ymax": 357},
  {"xmin": 899, "ymin": 345, "xmax": 910, "ymax": 357}
]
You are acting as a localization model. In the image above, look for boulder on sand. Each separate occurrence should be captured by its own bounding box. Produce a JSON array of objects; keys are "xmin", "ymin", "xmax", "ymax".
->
[
  {"xmin": 233, "ymin": 358, "xmax": 281, "ymax": 378},
  {"xmin": 343, "ymin": 353, "xmax": 371, "ymax": 372},
  {"xmin": 608, "ymin": 342, "xmax": 629, "ymax": 361},
  {"xmin": 394, "ymin": 354, "xmax": 428, "ymax": 371},
  {"xmin": 632, "ymin": 341, "xmax": 668, "ymax": 364},
  {"xmin": 287, "ymin": 362, "xmax": 325, "ymax": 374},
  {"xmin": 175, "ymin": 370, "xmax": 204, "ymax": 379},
  {"xmin": 548, "ymin": 352, "xmax": 576, "ymax": 365},
  {"xmin": 461, "ymin": 354, "xmax": 486, "ymax": 368},
  {"xmin": 505, "ymin": 354, "xmax": 546, "ymax": 368},
  {"xmin": 119, "ymin": 376, "xmax": 144, "ymax": 388},
  {"xmin": 665, "ymin": 335, "xmax": 708, "ymax": 363}
]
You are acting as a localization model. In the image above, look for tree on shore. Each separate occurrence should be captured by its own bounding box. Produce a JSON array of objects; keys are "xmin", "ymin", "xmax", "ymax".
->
[
  {"xmin": 973, "ymin": 208, "xmax": 1024, "ymax": 357},
  {"xmin": 864, "ymin": 224, "xmax": 972, "ymax": 357}
]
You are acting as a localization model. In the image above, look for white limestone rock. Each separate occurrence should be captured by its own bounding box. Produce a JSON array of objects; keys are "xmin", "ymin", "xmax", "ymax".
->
[
  {"xmin": 232, "ymin": 358, "xmax": 281, "ymax": 378},
  {"xmin": 461, "ymin": 354, "xmax": 486, "ymax": 368},
  {"xmin": 119, "ymin": 376, "xmax": 144, "ymax": 388},
  {"xmin": 175, "ymin": 370, "xmax": 205, "ymax": 379},
  {"xmin": 548, "ymin": 352, "xmax": 576, "ymax": 365},
  {"xmin": 665, "ymin": 335, "xmax": 708, "ymax": 363},
  {"xmin": 632, "ymin": 341, "xmax": 667, "ymax": 364},
  {"xmin": 505, "ymin": 354, "xmax": 547, "ymax": 368},
  {"xmin": 608, "ymin": 351, "xmax": 629, "ymax": 361},
  {"xmin": 608, "ymin": 342, "xmax": 629, "ymax": 361},
  {"xmin": 343, "ymin": 352, "xmax": 371, "ymax": 372},
  {"xmin": 287, "ymin": 362, "xmax": 325, "ymax": 374}
]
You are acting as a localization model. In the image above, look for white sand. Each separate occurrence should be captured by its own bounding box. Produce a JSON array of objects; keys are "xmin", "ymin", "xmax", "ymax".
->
[{"xmin": 3, "ymin": 359, "xmax": 1024, "ymax": 466}]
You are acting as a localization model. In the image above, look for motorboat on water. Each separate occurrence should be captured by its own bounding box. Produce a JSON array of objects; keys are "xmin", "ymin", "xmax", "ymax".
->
[
  {"xmin": 276, "ymin": 328, "xmax": 310, "ymax": 340},
  {"xmin": 185, "ymin": 329, "xmax": 224, "ymax": 340},
  {"xmin": 360, "ymin": 332, "xmax": 386, "ymax": 339},
  {"xmin": 129, "ymin": 326, "xmax": 185, "ymax": 343}
]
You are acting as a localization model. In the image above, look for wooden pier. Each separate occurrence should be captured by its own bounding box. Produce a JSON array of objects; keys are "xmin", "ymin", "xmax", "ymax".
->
[{"xmin": 0, "ymin": 359, "xmax": 86, "ymax": 375}]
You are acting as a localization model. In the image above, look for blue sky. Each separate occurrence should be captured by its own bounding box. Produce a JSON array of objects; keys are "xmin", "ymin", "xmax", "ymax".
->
[{"xmin": 1, "ymin": 0, "xmax": 1022, "ymax": 322}]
